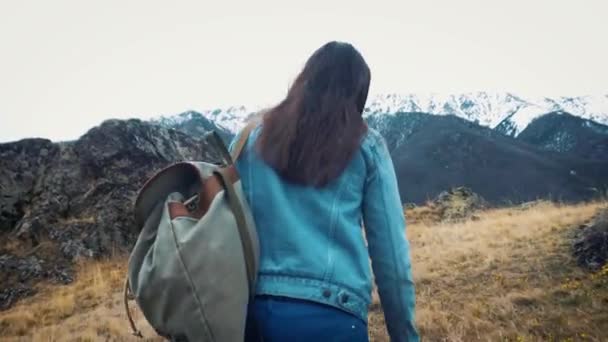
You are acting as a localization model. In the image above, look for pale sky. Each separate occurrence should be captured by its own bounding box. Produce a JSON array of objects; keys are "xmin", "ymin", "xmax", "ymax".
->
[{"xmin": 1, "ymin": 0, "xmax": 607, "ymax": 142}]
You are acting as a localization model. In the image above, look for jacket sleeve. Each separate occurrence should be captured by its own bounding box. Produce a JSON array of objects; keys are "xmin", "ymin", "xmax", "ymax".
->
[{"xmin": 362, "ymin": 135, "xmax": 419, "ymax": 342}]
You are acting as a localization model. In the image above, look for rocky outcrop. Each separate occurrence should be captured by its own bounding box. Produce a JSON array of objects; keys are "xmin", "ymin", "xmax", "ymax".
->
[
  {"xmin": 574, "ymin": 208, "xmax": 608, "ymax": 271},
  {"xmin": 431, "ymin": 187, "xmax": 487, "ymax": 221},
  {"xmin": 404, "ymin": 187, "xmax": 486, "ymax": 224},
  {"xmin": 0, "ymin": 119, "xmax": 223, "ymax": 309}
]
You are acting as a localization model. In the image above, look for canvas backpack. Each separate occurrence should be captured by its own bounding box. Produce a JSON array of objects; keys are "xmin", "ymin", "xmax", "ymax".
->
[{"xmin": 124, "ymin": 123, "xmax": 259, "ymax": 341}]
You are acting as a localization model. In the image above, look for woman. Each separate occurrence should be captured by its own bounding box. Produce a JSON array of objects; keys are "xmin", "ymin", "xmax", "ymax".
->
[{"xmin": 230, "ymin": 41, "xmax": 418, "ymax": 342}]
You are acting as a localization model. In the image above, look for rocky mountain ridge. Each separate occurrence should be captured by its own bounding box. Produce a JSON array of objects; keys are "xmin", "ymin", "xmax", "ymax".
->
[
  {"xmin": 0, "ymin": 119, "xmax": 224, "ymax": 309},
  {"xmin": 155, "ymin": 109, "xmax": 608, "ymax": 204},
  {"xmin": 517, "ymin": 112, "xmax": 608, "ymax": 160},
  {"xmin": 366, "ymin": 112, "xmax": 608, "ymax": 203}
]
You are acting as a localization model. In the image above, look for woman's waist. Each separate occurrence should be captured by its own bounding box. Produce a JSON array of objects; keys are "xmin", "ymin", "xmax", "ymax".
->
[{"xmin": 254, "ymin": 273, "xmax": 372, "ymax": 322}]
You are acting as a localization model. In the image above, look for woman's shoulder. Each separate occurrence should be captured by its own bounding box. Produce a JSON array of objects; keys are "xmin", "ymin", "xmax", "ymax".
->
[
  {"xmin": 360, "ymin": 127, "xmax": 388, "ymax": 156},
  {"xmin": 357, "ymin": 127, "xmax": 390, "ymax": 173}
]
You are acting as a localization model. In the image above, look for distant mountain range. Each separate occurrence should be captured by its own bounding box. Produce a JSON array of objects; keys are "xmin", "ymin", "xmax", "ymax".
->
[
  {"xmin": 366, "ymin": 93, "xmax": 608, "ymax": 137},
  {"xmin": 3, "ymin": 92, "xmax": 607, "ymax": 206},
  {"xmin": 152, "ymin": 94, "xmax": 608, "ymax": 204},
  {"xmin": 153, "ymin": 92, "xmax": 608, "ymax": 137}
]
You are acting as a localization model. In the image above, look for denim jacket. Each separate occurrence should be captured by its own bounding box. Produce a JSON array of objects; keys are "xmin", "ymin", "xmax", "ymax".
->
[{"xmin": 229, "ymin": 125, "xmax": 419, "ymax": 341}]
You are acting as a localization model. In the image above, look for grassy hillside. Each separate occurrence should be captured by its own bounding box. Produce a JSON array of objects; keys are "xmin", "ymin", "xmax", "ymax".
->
[{"xmin": 1, "ymin": 201, "xmax": 607, "ymax": 341}]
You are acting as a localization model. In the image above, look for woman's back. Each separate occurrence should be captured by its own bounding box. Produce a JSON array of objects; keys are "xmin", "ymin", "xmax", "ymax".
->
[
  {"xmin": 236, "ymin": 125, "xmax": 374, "ymax": 315},
  {"xmin": 232, "ymin": 125, "xmax": 418, "ymax": 341}
]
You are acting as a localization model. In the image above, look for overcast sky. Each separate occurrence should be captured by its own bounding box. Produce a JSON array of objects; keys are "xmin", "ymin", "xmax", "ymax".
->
[{"xmin": 1, "ymin": 0, "xmax": 607, "ymax": 142}]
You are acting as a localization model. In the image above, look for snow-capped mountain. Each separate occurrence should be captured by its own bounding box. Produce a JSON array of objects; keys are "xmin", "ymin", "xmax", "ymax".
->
[
  {"xmin": 495, "ymin": 95, "xmax": 608, "ymax": 136},
  {"xmin": 153, "ymin": 93, "xmax": 608, "ymax": 137},
  {"xmin": 151, "ymin": 110, "xmax": 234, "ymax": 143},
  {"xmin": 364, "ymin": 93, "xmax": 608, "ymax": 137},
  {"xmin": 152, "ymin": 106, "xmax": 255, "ymax": 135},
  {"xmin": 364, "ymin": 93, "xmax": 532, "ymax": 128},
  {"xmin": 148, "ymin": 96, "xmax": 608, "ymax": 203},
  {"xmin": 194, "ymin": 106, "xmax": 254, "ymax": 133}
]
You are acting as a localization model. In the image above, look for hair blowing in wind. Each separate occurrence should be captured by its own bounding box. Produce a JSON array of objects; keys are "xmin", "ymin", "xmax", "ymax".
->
[{"xmin": 257, "ymin": 41, "xmax": 371, "ymax": 187}]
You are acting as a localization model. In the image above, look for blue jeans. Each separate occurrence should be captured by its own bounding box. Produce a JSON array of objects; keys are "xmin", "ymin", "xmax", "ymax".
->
[{"xmin": 245, "ymin": 295, "xmax": 369, "ymax": 342}]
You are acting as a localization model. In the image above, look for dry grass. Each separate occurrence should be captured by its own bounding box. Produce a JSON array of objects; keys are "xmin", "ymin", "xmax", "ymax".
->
[
  {"xmin": 370, "ymin": 200, "xmax": 608, "ymax": 341},
  {"xmin": 1, "ymin": 201, "xmax": 607, "ymax": 341},
  {"xmin": 0, "ymin": 258, "xmax": 159, "ymax": 341}
]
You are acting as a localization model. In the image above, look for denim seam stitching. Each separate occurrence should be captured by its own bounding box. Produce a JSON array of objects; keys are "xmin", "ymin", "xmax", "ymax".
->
[
  {"xmin": 323, "ymin": 175, "xmax": 347, "ymax": 282},
  {"xmin": 375, "ymin": 145, "xmax": 407, "ymax": 331}
]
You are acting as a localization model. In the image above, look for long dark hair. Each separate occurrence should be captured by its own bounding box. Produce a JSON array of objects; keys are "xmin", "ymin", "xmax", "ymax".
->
[{"xmin": 257, "ymin": 41, "xmax": 371, "ymax": 187}]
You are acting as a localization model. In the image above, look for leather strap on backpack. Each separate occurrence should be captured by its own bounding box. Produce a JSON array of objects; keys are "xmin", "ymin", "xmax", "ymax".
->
[
  {"xmin": 225, "ymin": 120, "xmax": 260, "ymax": 294},
  {"xmin": 214, "ymin": 168, "xmax": 257, "ymax": 294},
  {"xmin": 230, "ymin": 121, "xmax": 259, "ymax": 163},
  {"xmin": 124, "ymin": 278, "xmax": 143, "ymax": 338}
]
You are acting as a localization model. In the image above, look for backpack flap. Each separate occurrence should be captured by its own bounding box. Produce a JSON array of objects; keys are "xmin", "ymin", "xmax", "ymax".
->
[{"xmin": 133, "ymin": 162, "xmax": 202, "ymax": 231}]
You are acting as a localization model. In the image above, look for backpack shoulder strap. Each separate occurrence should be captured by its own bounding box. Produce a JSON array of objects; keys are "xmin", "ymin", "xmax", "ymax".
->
[{"xmin": 230, "ymin": 120, "xmax": 260, "ymax": 162}]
